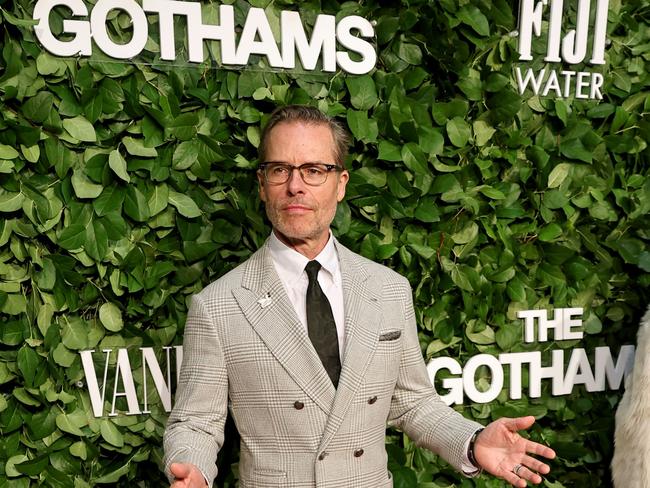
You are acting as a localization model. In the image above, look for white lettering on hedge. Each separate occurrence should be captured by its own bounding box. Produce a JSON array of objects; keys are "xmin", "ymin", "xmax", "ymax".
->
[
  {"xmin": 32, "ymin": 0, "xmax": 376, "ymax": 74},
  {"xmin": 427, "ymin": 308, "xmax": 635, "ymax": 405},
  {"xmin": 515, "ymin": 0, "xmax": 609, "ymax": 100},
  {"xmin": 80, "ymin": 346, "xmax": 182, "ymax": 417}
]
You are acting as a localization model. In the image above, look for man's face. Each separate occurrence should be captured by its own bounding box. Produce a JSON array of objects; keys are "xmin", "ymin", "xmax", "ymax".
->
[{"xmin": 258, "ymin": 121, "xmax": 349, "ymax": 252}]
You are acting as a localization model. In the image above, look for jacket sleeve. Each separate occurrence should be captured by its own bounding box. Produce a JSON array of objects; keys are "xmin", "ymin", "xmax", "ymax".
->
[
  {"xmin": 163, "ymin": 293, "xmax": 227, "ymax": 485},
  {"xmin": 386, "ymin": 276, "xmax": 483, "ymax": 474}
]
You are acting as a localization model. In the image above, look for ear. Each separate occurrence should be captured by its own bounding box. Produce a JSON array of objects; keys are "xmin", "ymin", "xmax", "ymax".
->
[
  {"xmin": 336, "ymin": 170, "xmax": 349, "ymax": 202},
  {"xmin": 257, "ymin": 171, "xmax": 267, "ymax": 202}
]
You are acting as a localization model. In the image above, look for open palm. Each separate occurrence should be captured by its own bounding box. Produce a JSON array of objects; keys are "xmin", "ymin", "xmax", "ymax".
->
[{"xmin": 474, "ymin": 416, "xmax": 556, "ymax": 487}]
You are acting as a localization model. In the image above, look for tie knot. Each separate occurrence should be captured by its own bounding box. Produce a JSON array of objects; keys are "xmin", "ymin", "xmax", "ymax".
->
[{"xmin": 305, "ymin": 260, "xmax": 321, "ymax": 282}]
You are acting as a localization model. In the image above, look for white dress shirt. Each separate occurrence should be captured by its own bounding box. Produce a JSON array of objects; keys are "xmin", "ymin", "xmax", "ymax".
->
[{"xmin": 268, "ymin": 231, "xmax": 346, "ymax": 358}]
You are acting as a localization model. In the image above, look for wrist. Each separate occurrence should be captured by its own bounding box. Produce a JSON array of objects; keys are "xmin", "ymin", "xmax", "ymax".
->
[{"xmin": 467, "ymin": 427, "xmax": 484, "ymax": 470}]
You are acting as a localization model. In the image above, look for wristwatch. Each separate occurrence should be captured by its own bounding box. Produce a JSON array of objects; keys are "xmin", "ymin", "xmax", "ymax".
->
[{"xmin": 467, "ymin": 428, "xmax": 484, "ymax": 469}]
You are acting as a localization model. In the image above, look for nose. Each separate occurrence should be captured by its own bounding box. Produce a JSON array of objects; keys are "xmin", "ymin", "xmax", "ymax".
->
[{"xmin": 286, "ymin": 167, "xmax": 306, "ymax": 195}]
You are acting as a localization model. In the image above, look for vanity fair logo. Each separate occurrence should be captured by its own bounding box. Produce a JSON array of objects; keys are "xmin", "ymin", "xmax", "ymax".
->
[
  {"xmin": 80, "ymin": 346, "xmax": 182, "ymax": 417},
  {"xmin": 32, "ymin": 0, "xmax": 377, "ymax": 74},
  {"xmin": 514, "ymin": 0, "xmax": 609, "ymax": 100},
  {"xmin": 427, "ymin": 308, "xmax": 635, "ymax": 406}
]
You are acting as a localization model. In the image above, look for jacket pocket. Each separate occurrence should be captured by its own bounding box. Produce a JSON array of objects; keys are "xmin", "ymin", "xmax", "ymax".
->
[
  {"xmin": 247, "ymin": 469, "xmax": 287, "ymax": 487},
  {"xmin": 378, "ymin": 330, "xmax": 401, "ymax": 341}
]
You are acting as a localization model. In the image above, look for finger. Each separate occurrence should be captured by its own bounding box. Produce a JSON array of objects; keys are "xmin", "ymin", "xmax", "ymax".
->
[
  {"xmin": 170, "ymin": 463, "xmax": 190, "ymax": 479},
  {"xmin": 525, "ymin": 439, "xmax": 556, "ymax": 460},
  {"xmin": 502, "ymin": 468, "xmax": 527, "ymax": 488},
  {"xmin": 516, "ymin": 465, "xmax": 543, "ymax": 485},
  {"xmin": 521, "ymin": 454, "xmax": 551, "ymax": 475},
  {"xmin": 504, "ymin": 415, "xmax": 536, "ymax": 431}
]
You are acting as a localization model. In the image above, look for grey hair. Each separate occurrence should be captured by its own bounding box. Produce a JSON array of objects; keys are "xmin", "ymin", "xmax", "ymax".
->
[{"xmin": 258, "ymin": 105, "xmax": 350, "ymax": 167}]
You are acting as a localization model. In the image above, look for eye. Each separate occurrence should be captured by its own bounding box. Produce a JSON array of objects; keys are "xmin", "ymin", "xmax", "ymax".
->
[
  {"xmin": 304, "ymin": 165, "xmax": 326, "ymax": 176},
  {"xmin": 270, "ymin": 165, "xmax": 289, "ymax": 176}
]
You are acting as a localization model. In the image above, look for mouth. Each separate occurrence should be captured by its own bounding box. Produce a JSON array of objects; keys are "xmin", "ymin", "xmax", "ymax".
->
[{"xmin": 283, "ymin": 204, "xmax": 313, "ymax": 214}]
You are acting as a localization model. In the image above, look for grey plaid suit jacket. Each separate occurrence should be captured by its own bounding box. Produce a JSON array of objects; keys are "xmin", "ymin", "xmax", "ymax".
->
[{"xmin": 164, "ymin": 238, "xmax": 482, "ymax": 487}]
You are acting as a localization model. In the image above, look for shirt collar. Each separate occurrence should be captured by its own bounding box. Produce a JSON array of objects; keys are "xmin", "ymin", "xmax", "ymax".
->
[{"xmin": 268, "ymin": 231, "xmax": 339, "ymax": 283}]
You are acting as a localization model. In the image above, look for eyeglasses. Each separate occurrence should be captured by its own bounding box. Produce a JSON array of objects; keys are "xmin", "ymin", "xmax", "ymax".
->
[{"xmin": 258, "ymin": 162, "xmax": 345, "ymax": 186}]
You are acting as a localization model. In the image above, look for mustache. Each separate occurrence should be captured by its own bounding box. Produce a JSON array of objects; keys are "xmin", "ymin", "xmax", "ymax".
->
[{"xmin": 276, "ymin": 199, "xmax": 315, "ymax": 210}]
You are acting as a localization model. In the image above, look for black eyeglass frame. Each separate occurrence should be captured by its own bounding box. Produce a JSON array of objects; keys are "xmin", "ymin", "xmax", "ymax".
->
[{"xmin": 258, "ymin": 162, "xmax": 346, "ymax": 186}]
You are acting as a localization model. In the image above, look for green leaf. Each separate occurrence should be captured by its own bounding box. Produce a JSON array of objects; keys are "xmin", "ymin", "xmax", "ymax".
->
[
  {"xmin": 346, "ymin": 76, "xmax": 378, "ymax": 110},
  {"xmin": 401, "ymin": 143, "xmax": 429, "ymax": 174},
  {"xmin": 347, "ymin": 110, "xmax": 378, "ymax": 143},
  {"xmin": 52, "ymin": 343, "xmax": 76, "ymax": 367},
  {"xmin": 148, "ymin": 184, "xmax": 169, "ymax": 217},
  {"xmin": 14, "ymin": 455, "xmax": 49, "ymax": 477},
  {"xmin": 58, "ymin": 224, "xmax": 86, "ymax": 250},
  {"xmin": 100, "ymin": 420, "xmax": 124, "ymax": 447},
  {"xmin": 93, "ymin": 185, "xmax": 125, "ymax": 216},
  {"xmin": 451, "ymin": 265, "xmax": 477, "ymax": 291},
  {"xmin": 488, "ymin": 267, "xmax": 515, "ymax": 283},
  {"xmin": 538, "ymin": 223, "xmax": 563, "ymax": 242},
  {"xmin": 378, "ymin": 141, "xmax": 402, "ymax": 161},
  {"xmin": 397, "ymin": 41, "xmax": 422, "ymax": 65},
  {"xmin": 612, "ymin": 238, "xmax": 646, "ymax": 264},
  {"xmin": 466, "ymin": 324, "xmax": 496, "ymax": 344},
  {"xmin": 458, "ymin": 5, "xmax": 490, "ymax": 36},
  {"xmin": 56, "ymin": 411, "xmax": 86, "ymax": 436},
  {"xmin": 70, "ymin": 441, "xmax": 88, "ymax": 460},
  {"xmin": 124, "ymin": 186, "xmax": 151, "ymax": 222},
  {"xmin": 507, "ymin": 277, "xmax": 527, "ymax": 302},
  {"xmin": 0, "ymin": 192, "xmax": 25, "ymax": 212},
  {"xmin": 62, "ymin": 116, "xmax": 97, "ymax": 142},
  {"xmin": 99, "ymin": 212, "xmax": 126, "ymax": 240},
  {"xmin": 108, "ymin": 150, "xmax": 130, "ymax": 182},
  {"xmin": 17, "ymin": 346, "xmax": 39, "ymax": 388},
  {"xmin": 583, "ymin": 313, "xmax": 603, "ymax": 334},
  {"xmin": 0, "ymin": 144, "xmax": 20, "ymax": 159},
  {"xmin": 355, "ymin": 167, "xmax": 386, "ymax": 187},
  {"xmin": 473, "ymin": 120, "xmax": 495, "ymax": 146},
  {"xmin": 122, "ymin": 137, "xmax": 157, "ymax": 157},
  {"xmin": 60, "ymin": 317, "xmax": 89, "ymax": 350},
  {"xmin": 560, "ymin": 139, "xmax": 592, "ymax": 163},
  {"xmin": 23, "ymin": 92, "xmax": 54, "ymax": 123},
  {"xmin": 5, "ymin": 455, "xmax": 29, "ymax": 477},
  {"xmin": 451, "ymin": 222, "xmax": 478, "ymax": 244},
  {"xmin": 85, "ymin": 219, "xmax": 108, "ymax": 260},
  {"xmin": 478, "ymin": 186, "xmax": 506, "ymax": 200},
  {"xmin": 99, "ymin": 303, "xmax": 123, "ymax": 332},
  {"xmin": 168, "ymin": 113, "xmax": 199, "ymax": 141},
  {"xmin": 548, "ymin": 163, "xmax": 572, "ymax": 188},
  {"xmin": 414, "ymin": 199, "xmax": 440, "ymax": 223},
  {"xmin": 72, "ymin": 170, "xmax": 103, "ymax": 199},
  {"xmin": 446, "ymin": 117, "xmax": 471, "ymax": 147},
  {"xmin": 168, "ymin": 190, "xmax": 202, "ymax": 218},
  {"xmin": 173, "ymin": 141, "xmax": 200, "ymax": 170},
  {"xmin": 496, "ymin": 323, "xmax": 520, "ymax": 350}
]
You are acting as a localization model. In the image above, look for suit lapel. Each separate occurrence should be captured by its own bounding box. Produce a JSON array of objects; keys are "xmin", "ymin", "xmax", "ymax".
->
[
  {"xmin": 319, "ymin": 242, "xmax": 382, "ymax": 450},
  {"xmin": 231, "ymin": 241, "xmax": 336, "ymax": 413}
]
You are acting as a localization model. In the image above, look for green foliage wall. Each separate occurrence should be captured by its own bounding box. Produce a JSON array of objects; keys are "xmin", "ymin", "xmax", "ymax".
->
[{"xmin": 0, "ymin": 0, "xmax": 649, "ymax": 486}]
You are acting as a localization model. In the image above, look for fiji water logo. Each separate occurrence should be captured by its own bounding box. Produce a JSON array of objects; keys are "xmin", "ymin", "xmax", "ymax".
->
[{"xmin": 514, "ymin": 0, "xmax": 609, "ymax": 100}]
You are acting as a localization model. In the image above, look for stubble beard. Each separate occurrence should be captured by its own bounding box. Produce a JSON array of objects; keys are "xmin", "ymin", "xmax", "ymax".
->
[{"xmin": 266, "ymin": 202, "xmax": 336, "ymax": 244}]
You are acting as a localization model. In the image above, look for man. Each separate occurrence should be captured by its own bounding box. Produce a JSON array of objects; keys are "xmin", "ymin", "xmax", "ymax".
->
[{"xmin": 163, "ymin": 105, "xmax": 555, "ymax": 488}]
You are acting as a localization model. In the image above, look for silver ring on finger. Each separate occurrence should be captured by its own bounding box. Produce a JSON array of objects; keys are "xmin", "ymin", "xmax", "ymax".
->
[{"xmin": 513, "ymin": 464, "xmax": 523, "ymax": 476}]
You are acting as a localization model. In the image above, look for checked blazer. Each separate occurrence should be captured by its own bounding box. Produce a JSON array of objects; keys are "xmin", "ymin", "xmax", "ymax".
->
[{"xmin": 163, "ymin": 238, "xmax": 482, "ymax": 487}]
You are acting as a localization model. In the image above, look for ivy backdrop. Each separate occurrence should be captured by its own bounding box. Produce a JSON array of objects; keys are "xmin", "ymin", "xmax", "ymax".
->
[{"xmin": 0, "ymin": 0, "xmax": 649, "ymax": 486}]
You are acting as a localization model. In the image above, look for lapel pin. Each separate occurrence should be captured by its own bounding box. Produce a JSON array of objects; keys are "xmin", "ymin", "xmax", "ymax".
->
[{"xmin": 257, "ymin": 292, "xmax": 272, "ymax": 308}]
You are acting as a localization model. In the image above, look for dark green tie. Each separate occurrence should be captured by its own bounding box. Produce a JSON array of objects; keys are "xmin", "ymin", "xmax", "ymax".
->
[{"xmin": 305, "ymin": 260, "xmax": 341, "ymax": 388}]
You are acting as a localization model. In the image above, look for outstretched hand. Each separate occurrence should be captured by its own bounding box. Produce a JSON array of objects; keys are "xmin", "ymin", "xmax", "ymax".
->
[
  {"xmin": 474, "ymin": 416, "xmax": 556, "ymax": 487},
  {"xmin": 169, "ymin": 463, "xmax": 208, "ymax": 488}
]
